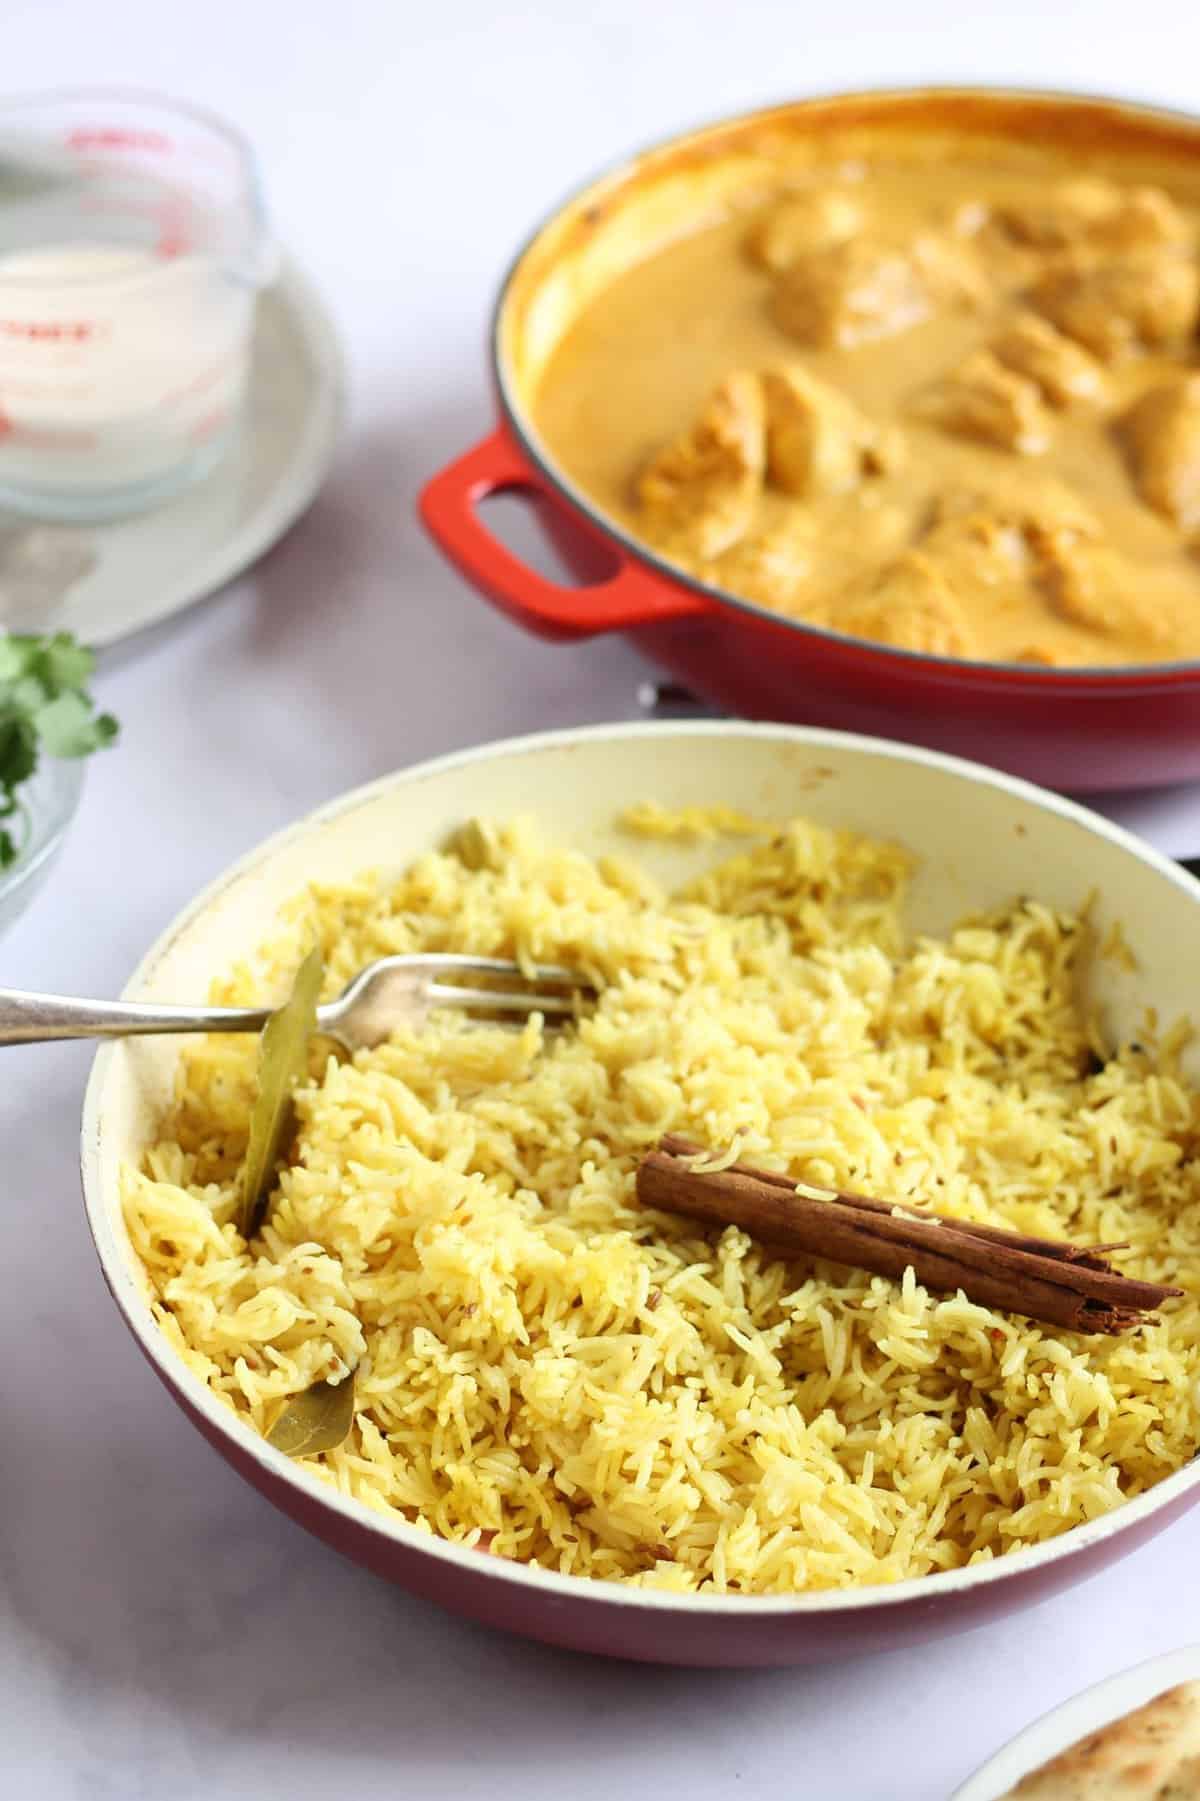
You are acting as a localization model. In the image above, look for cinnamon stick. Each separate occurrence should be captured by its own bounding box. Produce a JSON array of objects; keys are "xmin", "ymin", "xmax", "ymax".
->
[{"xmin": 637, "ymin": 1136, "xmax": 1182, "ymax": 1336}]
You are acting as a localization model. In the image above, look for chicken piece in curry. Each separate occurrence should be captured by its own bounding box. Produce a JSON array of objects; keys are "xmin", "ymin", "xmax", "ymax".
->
[{"xmin": 532, "ymin": 154, "xmax": 1200, "ymax": 666}]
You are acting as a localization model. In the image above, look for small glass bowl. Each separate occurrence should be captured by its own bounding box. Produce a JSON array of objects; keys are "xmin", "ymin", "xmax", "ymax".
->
[{"xmin": 0, "ymin": 754, "xmax": 83, "ymax": 937}]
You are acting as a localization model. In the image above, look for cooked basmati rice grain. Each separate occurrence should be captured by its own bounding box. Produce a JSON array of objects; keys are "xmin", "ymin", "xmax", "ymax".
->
[{"xmin": 123, "ymin": 812, "xmax": 1200, "ymax": 1594}]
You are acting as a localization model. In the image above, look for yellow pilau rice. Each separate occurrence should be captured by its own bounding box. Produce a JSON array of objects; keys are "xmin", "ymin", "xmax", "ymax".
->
[{"xmin": 123, "ymin": 812, "xmax": 1200, "ymax": 1594}]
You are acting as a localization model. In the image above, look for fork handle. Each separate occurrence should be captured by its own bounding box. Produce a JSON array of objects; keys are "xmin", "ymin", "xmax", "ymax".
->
[
  {"xmin": 8, "ymin": 859, "xmax": 1200, "ymax": 1045},
  {"xmin": 0, "ymin": 989, "xmax": 274, "ymax": 1046}
]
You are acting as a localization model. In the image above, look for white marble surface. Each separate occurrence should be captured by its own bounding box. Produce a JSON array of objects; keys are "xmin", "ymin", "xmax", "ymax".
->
[{"xmin": 5, "ymin": 2, "xmax": 1200, "ymax": 1796}]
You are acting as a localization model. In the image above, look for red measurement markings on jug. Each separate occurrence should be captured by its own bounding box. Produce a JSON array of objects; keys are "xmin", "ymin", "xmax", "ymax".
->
[
  {"xmin": 0, "ymin": 321, "xmax": 96, "ymax": 343},
  {"xmin": 188, "ymin": 406, "xmax": 229, "ymax": 444},
  {"xmin": 75, "ymin": 188, "xmax": 193, "ymax": 258},
  {"xmin": 0, "ymin": 422, "xmax": 99, "ymax": 449},
  {"xmin": 156, "ymin": 194, "xmax": 192, "ymax": 259},
  {"xmin": 66, "ymin": 128, "xmax": 172, "ymax": 155}
]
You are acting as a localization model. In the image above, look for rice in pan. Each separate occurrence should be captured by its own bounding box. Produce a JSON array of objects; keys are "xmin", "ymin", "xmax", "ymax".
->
[{"xmin": 123, "ymin": 811, "xmax": 1200, "ymax": 1594}]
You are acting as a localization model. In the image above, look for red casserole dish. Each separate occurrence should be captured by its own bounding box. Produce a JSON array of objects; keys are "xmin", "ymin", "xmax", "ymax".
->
[{"xmin": 420, "ymin": 88, "xmax": 1200, "ymax": 792}]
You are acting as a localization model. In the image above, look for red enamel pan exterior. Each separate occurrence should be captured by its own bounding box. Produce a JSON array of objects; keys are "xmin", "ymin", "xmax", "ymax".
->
[
  {"xmin": 91, "ymin": 1316, "xmax": 1200, "ymax": 1666},
  {"xmin": 419, "ymin": 89, "xmax": 1200, "ymax": 792}
]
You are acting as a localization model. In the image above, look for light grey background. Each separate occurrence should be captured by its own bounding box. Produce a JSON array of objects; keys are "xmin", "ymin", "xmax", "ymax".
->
[{"xmin": 4, "ymin": 2, "xmax": 1200, "ymax": 1796}]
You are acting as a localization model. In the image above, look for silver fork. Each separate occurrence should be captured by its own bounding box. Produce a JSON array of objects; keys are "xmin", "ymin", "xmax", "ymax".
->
[{"xmin": 0, "ymin": 955, "xmax": 594, "ymax": 1051}]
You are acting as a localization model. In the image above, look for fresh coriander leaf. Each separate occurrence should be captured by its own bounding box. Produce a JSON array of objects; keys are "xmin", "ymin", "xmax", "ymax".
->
[
  {"xmin": 0, "ymin": 709, "xmax": 38, "ymax": 795},
  {"xmin": 10, "ymin": 674, "xmax": 51, "ymax": 714},
  {"xmin": 0, "ymin": 636, "xmax": 35, "ymax": 684},
  {"xmin": 36, "ymin": 633, "xmax": 95, "ymax": 694},
  {"xmin": 0, "ymin": 632, "xmax": 118, "ymax": 873},
  {"xmin": 34, "ymin": 691, "xmax": 118, "ymax": 758}
]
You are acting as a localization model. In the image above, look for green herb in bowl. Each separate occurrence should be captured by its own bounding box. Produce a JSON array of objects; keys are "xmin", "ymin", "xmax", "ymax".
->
[{"xmin": 0, "ymin": 632, "xmax": 118, "ymax": 869}]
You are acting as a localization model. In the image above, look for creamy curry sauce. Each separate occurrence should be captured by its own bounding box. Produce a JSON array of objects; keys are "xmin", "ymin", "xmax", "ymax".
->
[{"xmin": 532, "ymin": 156, "xmax": 1200, "ymax": 666}]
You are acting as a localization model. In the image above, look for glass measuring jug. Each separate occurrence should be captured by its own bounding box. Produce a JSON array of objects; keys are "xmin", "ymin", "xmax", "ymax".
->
[{"xmin": 0, "ymin": 90, "xmax": 276, "ymax": 520}]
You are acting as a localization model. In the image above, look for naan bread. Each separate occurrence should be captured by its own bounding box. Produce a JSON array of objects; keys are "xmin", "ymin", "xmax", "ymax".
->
[{"xmin": 998, "ymin": 1680, "xmax": 1200, "ymax": 1798}]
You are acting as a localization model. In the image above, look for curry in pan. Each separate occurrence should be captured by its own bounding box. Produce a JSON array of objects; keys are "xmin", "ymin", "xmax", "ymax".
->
[{"xmin": 533, "ymin": 145, "xmax": 1200, "ymax": 667}]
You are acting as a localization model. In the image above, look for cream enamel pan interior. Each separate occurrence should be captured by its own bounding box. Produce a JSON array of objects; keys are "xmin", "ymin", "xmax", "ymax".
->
[{"xmin": 81, "ymin": 724, "xmax": 1200, "ymax": 1666}]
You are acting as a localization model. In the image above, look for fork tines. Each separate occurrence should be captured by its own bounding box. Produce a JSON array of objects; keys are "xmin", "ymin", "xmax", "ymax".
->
[{"xmin": 422, "ymin": 954, "xmax": 589, "ymax": 1020}]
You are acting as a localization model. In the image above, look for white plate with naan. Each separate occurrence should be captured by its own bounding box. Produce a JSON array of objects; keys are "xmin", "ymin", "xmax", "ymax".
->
[{"xmin": 953, "ymin": 1645, "xmax": 1200, "ymax": 1800}]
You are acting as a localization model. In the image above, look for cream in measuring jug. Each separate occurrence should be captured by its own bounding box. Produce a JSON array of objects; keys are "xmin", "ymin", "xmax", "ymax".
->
[{"xmin": 0, "ymin": 93, "xmax": 275, "ymax": 519}]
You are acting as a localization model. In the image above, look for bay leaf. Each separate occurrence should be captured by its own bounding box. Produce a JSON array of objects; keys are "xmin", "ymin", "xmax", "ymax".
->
[
  {"xmin": 265, "ymin": 1372, "xmax": 356, "ymax": 1458},
  {"xmin": 237, "ymin": 946, "xmax": 323, "ymax": 1241}
]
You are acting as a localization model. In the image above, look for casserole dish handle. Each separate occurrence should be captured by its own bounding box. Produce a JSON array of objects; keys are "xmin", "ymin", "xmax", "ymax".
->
[{"xmin": 419, "ymin": 428, "xmax": 711, "ymax": 642}]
